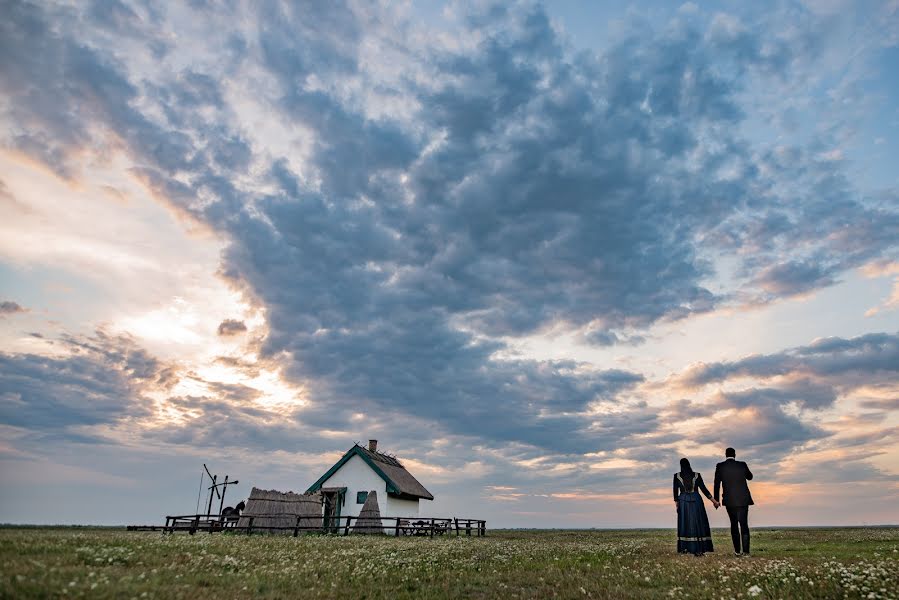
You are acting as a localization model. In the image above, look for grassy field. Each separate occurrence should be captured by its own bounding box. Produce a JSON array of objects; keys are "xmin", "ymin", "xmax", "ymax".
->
[{"xmin": 1, "ymin": 527, "xmax": 897, "ymax": 599}]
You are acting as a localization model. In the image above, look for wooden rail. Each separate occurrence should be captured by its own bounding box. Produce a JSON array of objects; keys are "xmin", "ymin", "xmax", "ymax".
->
[{"xmin": 149, "ymin": 514, "xmax": 486, "ymax": 537}]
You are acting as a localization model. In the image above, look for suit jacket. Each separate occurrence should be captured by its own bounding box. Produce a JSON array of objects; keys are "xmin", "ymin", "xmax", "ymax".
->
[{"xmin": 714, "ymin": 459, "xmax": 754, "ymax": 506}]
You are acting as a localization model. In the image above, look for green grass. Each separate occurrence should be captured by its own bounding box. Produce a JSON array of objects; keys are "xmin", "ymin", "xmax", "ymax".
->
[{"xmin": 1, "ymin": 527, "xmax": 896, "ymax": 599}]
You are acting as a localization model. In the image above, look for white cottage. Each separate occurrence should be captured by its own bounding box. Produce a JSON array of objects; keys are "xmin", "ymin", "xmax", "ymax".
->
[{"xmin": 305, "ymin": 440, "xmax": 433, "ymax": 522}]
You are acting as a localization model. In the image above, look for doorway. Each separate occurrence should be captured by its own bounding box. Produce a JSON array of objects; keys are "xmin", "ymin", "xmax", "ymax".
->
[{"xmin": 320, "ymin": 487, "xmax": 346, "ymax": 533}]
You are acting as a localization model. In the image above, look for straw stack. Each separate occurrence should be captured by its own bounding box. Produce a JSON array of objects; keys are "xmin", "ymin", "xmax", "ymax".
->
[{"xmin": 352, "ymin": 490, "xmax": 384, "ymax": 535}]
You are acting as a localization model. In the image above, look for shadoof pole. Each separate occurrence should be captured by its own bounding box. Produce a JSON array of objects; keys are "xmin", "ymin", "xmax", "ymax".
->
[
  {"xmin": 204, "ymin": 463, "xmax": 221, "ymax": 517},
  {"xmin": 195, "ymin": 471, "xmax": 204, "ymax": 515}
]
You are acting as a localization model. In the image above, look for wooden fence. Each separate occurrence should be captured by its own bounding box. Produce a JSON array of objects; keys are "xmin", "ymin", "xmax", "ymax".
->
[{"xmin": 129, "ymin": 514, "xmax": 486, "ymax": 537}]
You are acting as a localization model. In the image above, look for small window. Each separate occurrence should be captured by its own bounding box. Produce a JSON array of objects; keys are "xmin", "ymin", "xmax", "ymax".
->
[{"xmin": 356, "ymin": 491, "xmax": 368, "ymax": 504}]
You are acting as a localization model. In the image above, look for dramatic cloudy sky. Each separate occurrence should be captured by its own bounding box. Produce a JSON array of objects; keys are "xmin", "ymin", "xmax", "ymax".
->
[{"xmin": 1, "ymin": 0, "xmax": 898, "ymax": 527}]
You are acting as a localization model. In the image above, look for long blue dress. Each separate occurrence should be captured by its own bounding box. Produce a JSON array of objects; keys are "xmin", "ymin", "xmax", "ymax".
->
[{"xmin": 673, "ymin": 472, "xmax": 715, "ymax": 554}]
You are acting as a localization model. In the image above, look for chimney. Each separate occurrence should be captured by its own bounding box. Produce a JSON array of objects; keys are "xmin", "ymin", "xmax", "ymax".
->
[{"xmin": 368, "ymin": 439, "xmax": 378, "ymax": 452}]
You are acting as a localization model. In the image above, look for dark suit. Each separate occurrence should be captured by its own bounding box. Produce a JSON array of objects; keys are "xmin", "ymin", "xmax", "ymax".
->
[{"xmin": 714, "ymin": 458, "xmax": 753, "ymax": 553}]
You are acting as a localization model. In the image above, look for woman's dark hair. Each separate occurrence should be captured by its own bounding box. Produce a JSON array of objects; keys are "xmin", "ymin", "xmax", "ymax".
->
[{"xmin": 679, "ymin": 457, "xmax": 695, "ymax": 488}]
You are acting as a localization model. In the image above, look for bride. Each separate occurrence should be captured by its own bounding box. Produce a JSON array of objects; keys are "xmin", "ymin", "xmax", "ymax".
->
[{"xmin": 673, "ymin": 457, "xmax": 718, "ymax": 556}]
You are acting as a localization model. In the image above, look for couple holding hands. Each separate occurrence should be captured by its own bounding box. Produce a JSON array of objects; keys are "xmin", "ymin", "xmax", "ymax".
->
[{"xmin": 673, "ymin": 447, "xmax": 754, "ymax": 557}]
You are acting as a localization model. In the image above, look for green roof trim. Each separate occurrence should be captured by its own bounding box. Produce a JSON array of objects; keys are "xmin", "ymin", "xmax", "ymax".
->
[{"xmin": 306, "ymin": 445, "xmax": 402, "ymax": 496}]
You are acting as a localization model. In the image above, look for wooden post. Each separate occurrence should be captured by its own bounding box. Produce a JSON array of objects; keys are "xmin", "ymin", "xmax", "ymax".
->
[
  {"xmin": 394, "ymin": 518, "xmax": 400, "ymax": 537},
  {"xmin": 454, "ymin": 518, "xmax": 459, "ymax": 536},
  {"xmin": 190, "ymin": 517, "xmax": 199, "ymax": 535},
  {"xmin": 218, "ymin": 475, "xmax": 229, "ymax": 517},
  {"xmin": 343, "ymin": 516, "xmax": 351, "ymax": 536},
  {"xmin": 206, "ymin": 474, "xmax": 217, "ymax": 517},
  {"xmin": 429, "ymin": 518, "xmax": 434, "ymax": 538},
  {"xmin": 294, "ymin": 515, "xmax": 301, "ymax": 537},
  {"xmin": 247, "ymin": 516, "xmax": 254, "ymax": 536}
]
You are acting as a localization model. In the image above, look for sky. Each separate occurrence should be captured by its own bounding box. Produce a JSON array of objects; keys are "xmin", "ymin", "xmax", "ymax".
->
[{"xmin": 0, "ymin": 0, "xmax": 897, "ymax": 528}]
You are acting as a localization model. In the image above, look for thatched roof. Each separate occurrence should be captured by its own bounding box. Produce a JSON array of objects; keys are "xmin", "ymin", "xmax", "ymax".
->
[
  {"xmin": 237, "ymin": 487, "xmax": 322, "ymax": 534},
  {"xmin": 352, "ymin": 490, "xmax": 383, "ymax": 535},
  {"xmin": 306, "ymin": 444, "xmax": 434, "ymax": 501}
]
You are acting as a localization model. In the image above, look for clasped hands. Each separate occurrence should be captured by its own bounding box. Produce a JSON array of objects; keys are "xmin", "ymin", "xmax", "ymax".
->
[{"xmin": 673, "ymin": 498, "xmax": 721, "ymax": 509}]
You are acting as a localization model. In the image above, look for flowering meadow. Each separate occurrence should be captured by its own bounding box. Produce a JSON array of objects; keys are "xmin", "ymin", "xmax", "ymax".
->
[{"xmin": 1, "ymin": 527, "xmax": 896, "ymax": 599}]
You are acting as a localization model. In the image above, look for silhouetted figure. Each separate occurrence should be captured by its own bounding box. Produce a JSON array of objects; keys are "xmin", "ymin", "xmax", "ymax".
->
[
  {"xmin": 714, "ymin": 448, "xmax": 754, "ymax": 556},
  {"xmin": 673, "ymin": 457, "xmax": 718, "ymax": 556},
  {"xmin": 220, "ymin": 500, "xmax": 246, "ymax": 527}
]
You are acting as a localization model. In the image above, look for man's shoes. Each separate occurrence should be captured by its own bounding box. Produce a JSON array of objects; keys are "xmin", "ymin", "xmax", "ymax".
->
[{"xmin": 733, "ymin": 551, "xmax": 743, "ymax": 556}]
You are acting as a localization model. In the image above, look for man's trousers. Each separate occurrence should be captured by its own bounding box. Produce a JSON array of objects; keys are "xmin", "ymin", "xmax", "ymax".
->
[{"xmin": 725, "ymin": 505, "xmax": 750, "ymax": 554}]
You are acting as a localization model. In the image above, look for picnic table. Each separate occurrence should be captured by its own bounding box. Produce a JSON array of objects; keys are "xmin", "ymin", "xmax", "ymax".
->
[{"xmin": 397, "ymin": 519, "xmax": 452, "ymax": 536}]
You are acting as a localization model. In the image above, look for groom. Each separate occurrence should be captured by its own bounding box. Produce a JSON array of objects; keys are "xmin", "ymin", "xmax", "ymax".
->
[{"xmin": 714, "ymin": 447, "xmax": 754, "ymax": 556}]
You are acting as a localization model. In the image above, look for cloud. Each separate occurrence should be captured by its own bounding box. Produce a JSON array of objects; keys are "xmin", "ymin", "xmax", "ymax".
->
[
  {"xmin": 0, "ymin": 178, "xmax": 30, "ymax": 214},
  {"xmin": 657, "ymin": 385, "xmax": 834, "ymax": 464},
  {"xmin": 752, "ymin": 260, "xmax": 837, "ymax": 296},
  {"xmin": 859, "ymin": 398, "xmax": 899, "ymax": 412},
  {"xmin": 719, "ymin": 380, "xmax": 838, "ymax": 410},
  {"xmin": 217, "ymin": 319, "xmax": 247, "ymax": 336},
  {"xmin": 665, "ymin": 333, "xmax": 899, "ymax": 467},
  {"xmin": 0, "ymin": 331, "xmax": 162, "ymax": 438},
  {"xmin": 5, "ymin": 1, "xmax": 896, "ymax": 318},
  {"xmin": 693, "ymin": 384, "xmax": 835, "ymax": 455},
  {"xmin": 151, "ymin": 394, "xmax": 319, "ymax": 453},
  {"xmin": 581, "ymin": 329, "xmax": 647, "ymax": 347},
  {"xmin": 0, "ymin": 301, "xmax": 28, "ymax": 315},
  {"xmin": 678, "ymin": 332, "xmax": 899, "ymax": 388},
  {"xmin": 864, "ymin": 264, "xmax": 899, "ymax": 316},
  {"xmin": 698, "ymin": 400, "xmax": 828, "ymax": 454},
  {"xmin": 0, "ymin": 328, "xmax": 334, "ymax": 455},
  {"xmin": 2, "ymin": 0, "xmax": 898, "ymax": 469},
  {"xmin": 777, "ymin": 453, "xmax": 893, "ymax": 485}
]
